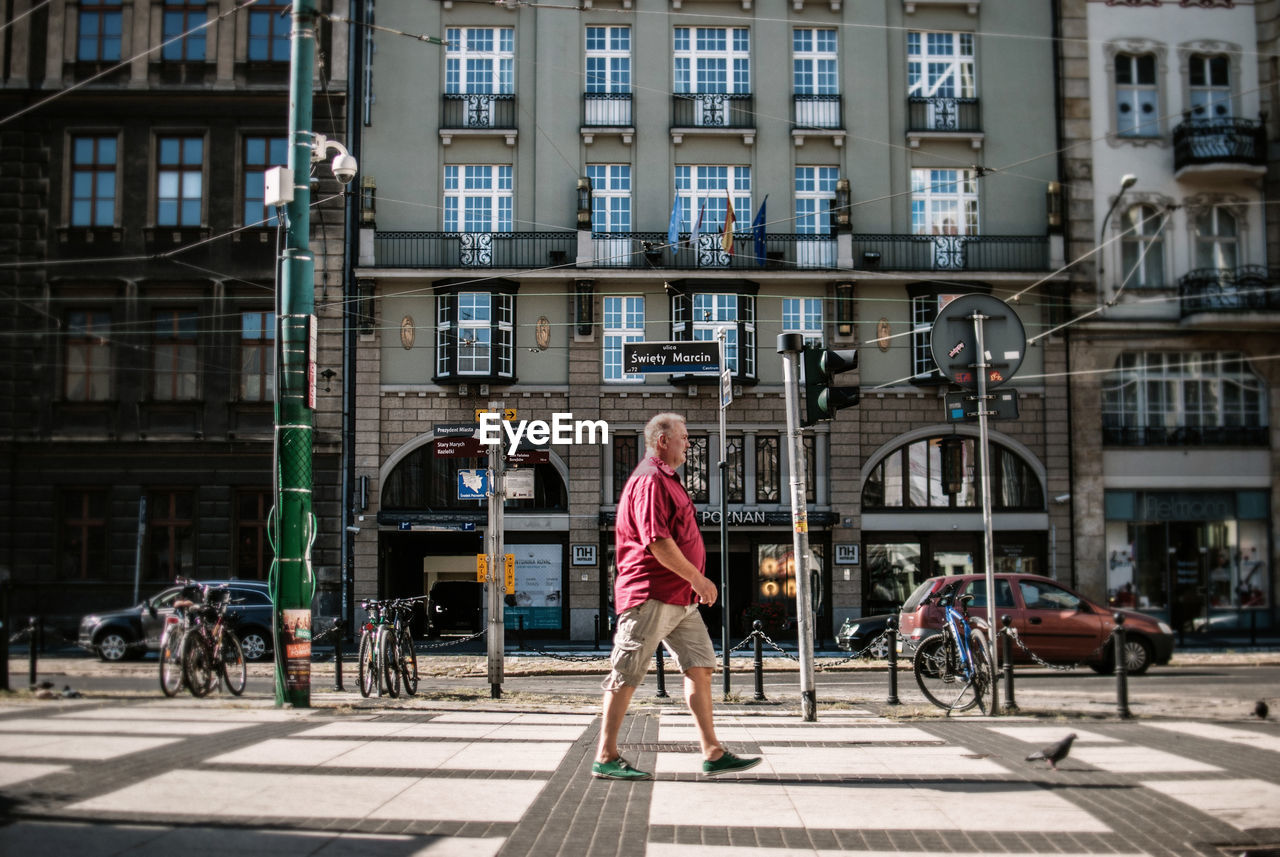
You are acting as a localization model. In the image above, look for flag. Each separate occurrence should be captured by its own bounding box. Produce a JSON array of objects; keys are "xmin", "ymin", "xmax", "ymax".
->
[
  {"xmin": 690, "ymin": 200, "xmax": 706, "ymax": 251},
  {"xmin": 722, "ymin": 193, "xmax": 736, "ymax": 255},
  {"xmin": 667, "ymin": 194, "xmax": 681, "ymax": 247},
  {"xmin": 752, "ymin": 195, "xmax": 768, "ymax": 267}
]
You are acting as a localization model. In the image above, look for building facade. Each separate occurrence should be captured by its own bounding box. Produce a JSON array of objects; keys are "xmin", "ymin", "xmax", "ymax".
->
[{"xmin": 352, "ymin": 0, "xmax": 1067, "ymax": 641}]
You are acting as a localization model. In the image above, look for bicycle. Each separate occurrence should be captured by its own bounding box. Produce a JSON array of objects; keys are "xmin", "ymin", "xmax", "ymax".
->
[
  {"xmin": 381, "ymin": 599, "xmax": 420, "ymax": 698},
  {"xmin": 181, "ymin": 584, "xmax": 248, "ymax": 698},
  {"xmin": 912, "ymin": 581, "xmax": 993, "ymax": 715},
  {"xmin": 358, "ymin": 599, "xmax": 388, "ymax": 698},
  {"xmin": 159, "ymin": 581, "xmax": 202, "ymax": 697}
]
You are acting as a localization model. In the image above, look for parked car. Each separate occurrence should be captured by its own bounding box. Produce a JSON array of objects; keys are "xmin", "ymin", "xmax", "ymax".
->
[
  {"xmin": 78, "ymin": 580, "xmax": 274, "ymax": 662},
  {"xmin": 835, "ymin": 613, "xmax": 895, "ymax": 658},
  {"xmin": 427, "ymin": 580, "xmax": 483, "ymax": 636},
  {"xmin": 897, "ymin": 573, "xmax": 1174, "ymax": 675}
]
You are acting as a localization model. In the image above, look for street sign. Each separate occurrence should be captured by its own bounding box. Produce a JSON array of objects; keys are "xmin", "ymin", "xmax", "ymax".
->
[
  {"xmin": 929, "ymin": 294, "xmax": 1026, "ymax": 390},
  {"xmin": 476, "ymin": 408, "xmax": 517, "ymax": 422},
  {"xmin": 945, "ymin": 389, "xmax": 1020, "ymax": 422},
  {"xmin": 503, "ymin": 553, "xmax": 515, "ymax": 594},
  {"xmin": 720, "ymin": 367, "xmax": 733, "ymax": 407},
  {"xmin": 458, "ymin": 469, "xmax": 488, "ymax": 500},
  {"xmin": 505, "ymin": 449, "xmax": 549, "ymax": 465},
  {"xmin": 623, "ymin": 341, "xmax": 721, "ymax": 375},
  {"xmin": 434, "ymin": 423, "xmax": 484, "ymax": 457},
  {"xmin": 476, "ymin": 554, "xmax": 488, "ymax": 582},
  {"xmin": 506, "ymin": 468, "xmax": 535, "ymax": 499}
]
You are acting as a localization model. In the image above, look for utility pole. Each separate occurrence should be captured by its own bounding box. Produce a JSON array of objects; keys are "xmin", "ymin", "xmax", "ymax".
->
[{"xmin": 273, "ymin": 0, "xmax": 320, "ymax": 708}]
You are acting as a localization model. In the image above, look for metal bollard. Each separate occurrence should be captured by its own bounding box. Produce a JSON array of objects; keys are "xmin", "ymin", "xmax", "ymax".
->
[
  {"xmin": 885, "ymin": 617, "xmax": 899, "ymax": 705},
  {"xmin": 517, "ymin": 615, "xmax": 525, "ymax": 651},
  {"xmin": 654, "ymin": 646, "xmax": 669, "ymax": 698},
  {"xmin": 0, "ymin": 581, "xmax": 9, "ymax": 692},
  {"xmin": 593, "ymin": 614, "xmax": 600, "ymax": 651},
  {"xmin": 1113, "ymin": 613, "xmax": 1132, "ymax": 719},
  {"xmin": 27, "ymin": 616, "xmax": 38, "ymax": 689},
  {"xmin": 331, "ymin": 619, "xmax": 345, "ymax": 691},
  {"xmin": 752, "ymin": 620, "xmax": 766, "ymax": 701},
  {"xmin": 1001, "ymin": 615, "xmax": 1017, "ymax": 712}
]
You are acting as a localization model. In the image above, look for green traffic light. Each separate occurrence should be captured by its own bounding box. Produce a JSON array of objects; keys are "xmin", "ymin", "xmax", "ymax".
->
[{"xmin": 803, "ymin": 347, "xmax": 860, "ymax": 426}]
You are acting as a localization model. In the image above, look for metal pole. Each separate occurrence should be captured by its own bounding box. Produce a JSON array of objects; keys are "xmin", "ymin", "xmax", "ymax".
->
[
  {"xmin": 132, "ymin": 496, "xmax": 146, "ymax": 606},
  {"xmin": 885, "ymin": 617, "xmax": 899, "ymax": 705},
  {"xmin": 971, "ymin": 311, "xmax": 999, "ymax": 715},
  {"xmin": 777, "ymin": 334, "xmax": 817, "ymax": 721},
  {"xmin": 718, "ymin": 329, "xmax": 730, "ymax": 699},
  {"xmin": 1001, "ymin": 615, "xmax": 1017, "ymax": 712},
  {"xmin": 332, "ymin": 619, "xmax": 345, "ymax": 691},
  {"xmin": 27, "ymin": 616, "xmax": 37, "ymax": 688},
  {"xmin": 273, "ymin": 0, "xmax": 319, "ymax": 708},
  {"xmin": 0, "ymin": 581, "xmax": 9, "ymax": 692},
  {"xmin": 486, "ymin": 402, "xmax": 505, "ymax": 699},
  {"xmin": 655, "ymin": 646, "xmax": 669, "ymax": 698},
  {"xmin": 752, "ymin": 621, "xmax": 765, "ymax": 701},
  {"xmin": 1114, "ymin": 613, "xmax": 1132, "ymax": 719}
]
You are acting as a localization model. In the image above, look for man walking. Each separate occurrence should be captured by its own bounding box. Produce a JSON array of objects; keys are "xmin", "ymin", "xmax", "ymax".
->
[{"xmin": 593, "ymin": 413, "xmax": 761, "ymax": 781}]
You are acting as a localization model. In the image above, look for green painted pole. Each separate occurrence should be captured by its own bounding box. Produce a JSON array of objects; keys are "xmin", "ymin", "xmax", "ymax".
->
[{"xmin": 273, "ymin": 0, "xmax": 318, "ymax": 707}]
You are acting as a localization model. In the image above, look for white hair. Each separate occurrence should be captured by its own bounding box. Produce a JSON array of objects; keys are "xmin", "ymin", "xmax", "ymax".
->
[{"xmin": 644, "ymin": 412, "xmax": 686, "ymax": 455}]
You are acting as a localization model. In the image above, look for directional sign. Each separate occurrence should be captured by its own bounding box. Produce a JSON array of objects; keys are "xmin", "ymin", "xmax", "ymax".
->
[
  {"xmin": 458, "ymin": 469, "xmax": 488, "ymax": 500},
  {"xmin": 720, "ymin": 367, "xmax": 733, "ymax": 408},
  {"xmin": 476, "ymin": 408, "xmax": 517, "ymax": 422},
  {"xmin": 476, "ymin": 553, "xmax": 488, "ymax": 582},
  {"xmin": 945, "ymin": 388, "xmax": 1020, "ymax": 422},
  {"xmin": 929, "ymin": 294, "xmax": 1026, "ymax": 391},
  {"xmin": 623, "ymin": 341, "xmax": 721, "ymax": 375},
  {"xmin": 434, "ymin": 423, "xmax": 484, "ymax": 457},
  {"xmin": 503, "ymin": 553, "xmax": 515, "ymax": 594}
]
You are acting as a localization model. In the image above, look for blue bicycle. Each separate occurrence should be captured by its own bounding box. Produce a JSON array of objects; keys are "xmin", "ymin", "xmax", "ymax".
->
[{"xmin": 912, "ymin": 581, "xmax": 993, "ymax": 715}]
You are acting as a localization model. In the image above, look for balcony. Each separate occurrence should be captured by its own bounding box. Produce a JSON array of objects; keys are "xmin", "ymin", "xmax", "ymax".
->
[
  {"xmin": 670, "ymin": 93, "xmax": 755, "ymax": 145},
  {"xmin": 1102, "ymin": 425, "xmax": 1268, "ymax": 447},
  {"xmin": 581, "ymin": 93, "xmax": 634, "ymax": 145},
  {"xmin": 1178, "ymin": 266, "xmax": 1280, "ymax": 325},
  {"xmin": 1172, "ymin": 117, "xmax": 1265, "ymax": 182},
  {"xmin": 906, "ymin": 96, "xmax": 983, "ymax": 149},
  {"xmin": 586, "ymin": 233, "xmax": 838, "ymax": 270},
  {"xmin": 791, "ymin": 94, "xmax": 845, "ymax": 147},
  {"xmin": 851, "ymin": 234, "xmax": 1048, "ymax": 271},
  {"xmin": 373, "ymin": 232, "xmax": 578, "ymax": 268},
  {"xmin": 440, "ymin": 94, "xmax": 517, "ymax": 146}
]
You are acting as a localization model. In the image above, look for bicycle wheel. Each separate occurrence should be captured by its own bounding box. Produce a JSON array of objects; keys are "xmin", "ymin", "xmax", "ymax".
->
[
  {"xmin": 183, "ymin": 633, "xmax": 215, "ymax": 698},
  {"xmin": 358, "ymin": 630, "xmax": 377, "ymax": 698},
  {"xmin": 221, "ymin": 630, "xmax": 247, "ymax": 696},
  {"xmin": 379, "ymin": 627, "xmax": 400, "ymax": 699},
  {"xmin": 398, "ymin": 628, "xmax": 419, "ymax": 696},
  {"xmin": 914, "ymin": 632, "xmax": 980, "ymax": 712},
  {"xmin": 159, "ymin": 626, "xmax": 185, "ymax": 697},
  {"xmin": 968, "ymin": 630, "xmax": 993, "ymax": 716}
]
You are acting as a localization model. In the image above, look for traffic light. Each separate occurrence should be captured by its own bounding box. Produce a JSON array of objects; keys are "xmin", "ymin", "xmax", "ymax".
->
[{"xmin": 802, "ymin": 347, "xmax": 859, "ymax": 426}]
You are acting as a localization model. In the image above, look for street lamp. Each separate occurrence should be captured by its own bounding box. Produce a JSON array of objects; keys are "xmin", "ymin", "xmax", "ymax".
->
[{"xmin": 1098, "ymin": 173, "xmax": 1137, "ymax": 282}]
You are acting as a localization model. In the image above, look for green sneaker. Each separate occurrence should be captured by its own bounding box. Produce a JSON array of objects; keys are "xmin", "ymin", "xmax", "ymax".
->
[
  {"xmin": 591, "ymin": 756, "xmax": 652, "ymax": 780},
  {"xmin": 702, "ymin": 750, "xmax": 762, "ymax": 777}
]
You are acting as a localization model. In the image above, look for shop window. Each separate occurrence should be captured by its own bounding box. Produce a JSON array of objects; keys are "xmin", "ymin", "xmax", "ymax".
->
[
  {"xmin": 862, "ymin": 436, "xmax": 1041, "ymax": 510},
  {"xmin": 865, "ymin": 542, "xmax": 922, "ymax": 613}
]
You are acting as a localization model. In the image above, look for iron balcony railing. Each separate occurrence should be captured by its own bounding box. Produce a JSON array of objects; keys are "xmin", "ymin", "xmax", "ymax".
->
[
  {"xmin": 792, "ymin": 94, "xmax": 843, "ymax": 129},
  {"xmin": 671, "ymin": 93, "xmax": 755, "ymax": 129},
  {"xmin": 374, "ymin": 232, "xmax": 578, "ymax": 268},
  {"xmin": 907, "ymin": 96, "xmax": 981, "ymax": 133},
  {"xmin": 586, "ymin": 232, "xmax": 838, "ymax": 270},
  {"xmin": 441, "ymin": 93, "xmax": 517, "ymax": 130},
  {"xmin": 1172, "ymin": 117, "xmax": 1266, "ymax": 172},
  {"xmin": 1179, "ymin": 266, "xmax": 1280, "ymax": 316},
  {"xmin": 583, "ymin": 92, "xmax": 633, "ymax": 127},
  {"xmin": 1102, "ymin": 425, "xmax": 1269, "ymax": 447},
  {"xmin": 851, "ymin": 234, "xmax": 1048, "ymax": 271}
]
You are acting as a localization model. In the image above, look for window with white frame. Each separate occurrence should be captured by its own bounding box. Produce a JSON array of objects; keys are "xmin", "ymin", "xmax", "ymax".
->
[
  {"xmin": 1195, "ymin": 207, "xmax": 1238, "ymax": 271},
  {"xmin": 1115, "ymin": 53, "xmax": 1159, "ymax": 137},
  {"xmin": 435, "ymin": 289, "xmax": 516, "ymax": 379},
  {"xmin": 910, "ymin": 290, "xmax": 969, "ymax": 382},
  {"xmin": 586, "ymin": 26, "xmax": 630, "ymax": 92},
  {"xmin": 907, "ymin": 31, "xmax": 975, "ymax": 98},
  {"xmin": 587, "ymin": 165, "xmax": 631, "ymax": 233},
  {"xmin": 444, "ymin": 165, "xmax": 513, "ymax": 233},
  {"xmin": 603, "ymin": 296, "xmax": 644, "ymax": 382},
  {"xmin": 1189, "ymin": 54, "xmax": 1231, "ymax": 121},
  {"xmin": 70, "ymin": 134, "xmax": 117, "ymax": 227},
  {"xmin": 911, "ymin": 169, "xmax": 978, "ymax": 235},
  {"xmin": 445, "ymin": 28, "xmax": 514, "ymax": 93},
  {"xmin": 794, "ymin": 166, "xmax": 837, "ymax": 235},
  {"xmin": 671, "ymin": 291, "xmax": 755, "ymax": 378},
  {"xmin": 793, "ymin": 29, "xmax": 837, "ymax": 94},
  {"xmin": 674, "ymin": 165, "xmax": 750, "ymax": 237},
  {"xmin": 673, "ymin": 27, "xmax": 750, "ymax": 93},
  {"xmin": 783, "ymin": 298, "xmax": 823, "ymax": 348},
  {"xmin": 1102, "ymin": 352, "xmax": 1267, "ymax": 438},
  {"xmin": 1120, "ymin": 204, "xmax": 1166, "ymax": 288},
  {"xmin": 156, "ymin": 136, "xmax": 204, "ymax": 227}
]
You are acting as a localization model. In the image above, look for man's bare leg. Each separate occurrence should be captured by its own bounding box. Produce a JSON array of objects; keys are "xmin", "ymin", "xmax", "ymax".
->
[
  {"xmin": 597, "ymin": 684, "xmax": 638, "ymax": 762},
  {"xmin": 683, "ymin": 666, "xmax": 724, "ymax": 761}
]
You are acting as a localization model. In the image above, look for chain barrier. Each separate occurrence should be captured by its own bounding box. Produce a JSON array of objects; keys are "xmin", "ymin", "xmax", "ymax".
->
[
  {"xmin": 720, "ymin": 628, "xmax": 892, "ymax": 670},
  {"xmin": 999, "ymin": 624, "xmax": 1118, "ymax": 671}
]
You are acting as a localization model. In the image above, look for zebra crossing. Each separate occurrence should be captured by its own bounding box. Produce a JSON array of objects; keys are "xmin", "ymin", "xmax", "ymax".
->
[{"xmin": 0, "ymin": 700, "xmax": 1277, "ymax": 857}]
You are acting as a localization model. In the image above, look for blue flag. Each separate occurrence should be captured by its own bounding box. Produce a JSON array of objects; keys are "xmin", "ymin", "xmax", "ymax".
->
[
  {"xmin": 667, "ymin": 194, "xmax": 681, "ymax": 247},
  {"xmin": 752, "ymin": 196, "xmax": 768, "ymax": 267}
]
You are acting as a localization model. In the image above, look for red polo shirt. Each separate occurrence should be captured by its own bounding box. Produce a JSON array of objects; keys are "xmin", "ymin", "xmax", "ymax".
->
[{"xmin": 614, "ymin": 455, "xmax": 706, "ymax": 613}]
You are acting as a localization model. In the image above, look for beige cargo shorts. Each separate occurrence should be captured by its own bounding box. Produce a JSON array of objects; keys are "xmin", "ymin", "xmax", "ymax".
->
[{"xmin": 602, "ymin": 599, "xmax": 717, "ymax": 691}]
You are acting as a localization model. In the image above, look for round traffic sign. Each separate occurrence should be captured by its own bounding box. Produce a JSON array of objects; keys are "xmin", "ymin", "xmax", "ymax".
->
[{"xmin": 929, "ymin": 294, "xmax": 1026, "ymax": 390}]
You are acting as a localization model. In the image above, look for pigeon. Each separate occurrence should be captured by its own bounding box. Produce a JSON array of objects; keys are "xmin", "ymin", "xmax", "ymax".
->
[
  {"xmin": 1256, "ymin": 700, "xmax": 1269, "ymax": 720},
  {"xmin": 1025, "ymin": 733, "xmax": 1077, "ymax": 770},
  {"xmin": 61, "ymin": 686, "xmax": 83, "ymax": 699}
]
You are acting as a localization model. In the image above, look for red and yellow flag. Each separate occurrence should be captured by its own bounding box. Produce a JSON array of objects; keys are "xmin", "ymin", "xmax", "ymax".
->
[{"xmin": 721, "ymin": 193, "xmax": 736, "ymax": 255}]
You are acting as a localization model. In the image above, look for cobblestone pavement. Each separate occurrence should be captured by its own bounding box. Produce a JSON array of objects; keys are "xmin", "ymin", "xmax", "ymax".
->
[{"xmin": 1, "ymin": 679, "xmax": 1278, "ymax": 857}]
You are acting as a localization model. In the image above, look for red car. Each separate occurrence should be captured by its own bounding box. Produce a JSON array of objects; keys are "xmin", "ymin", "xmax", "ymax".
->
[{"xmin": 897, "ymin": 573, "xmax": 1174, "ymax": 675}]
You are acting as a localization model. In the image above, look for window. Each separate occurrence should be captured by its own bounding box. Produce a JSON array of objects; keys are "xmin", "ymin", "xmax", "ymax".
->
[
  {"xmin": 911, "ymin": 169, "xmax": 978, "ymax": 236},
  {"xmin": 1120, "ymin": 204, "xmax": 1166, "ymax": 288},
  {"xmin": 603, "ymin": 296, "xmax": 644, "ymax": 382},
  {"xmin": 248, "ymin": 0, "xmax": 290, "ymax": 62},
  {"xmin": 70, "ymin": 135, "xmax": 117, "ymax": 226},
  {"xmin": 239, "ymin": 310, "xmax": 275, "ymax": 402},
  {"xmin": 725, "ymin": 435, "xmax": 744, "ymax": 503},
  {"xmin": 669, "ymin": 281, "xmax": 757, "ymax": 379},
  {"xmin": 782, "ymin": 298, "xmax": 823, "ymax": 348},
  {"xmin": 435, "ymin": 288, "xmax": 516, "ymax": 380},
  {"xmin": 58, "ymin": 489, "xmax": 108, "ymax": 580},
  {"xmin": 586, "ymin": 26, "xmax": 630, "ymax": 92},
  {"xmin": 444, "ymin": 165, "xmax": 513, "ymax": 233},
  {"xmin": 153, "ymin": 309, "xmax": 199, "ymax": 400},
  {"xmin": 66, "ymin": 310, "xmax": 112, "ymax": 401},
  {"xmin": 78, "ymin": 0, "xmax": 122, "ymax": 62},
  {"xmin": 1194, "ymin": 207, "xmax": 1237, "ymax": 271},
  {"xmin": 756, "ymin": 435, "xmax": 780, "ymax": 503},
  {"xmin": 445, "ymin": 27, "xmax": 515, "ymax": 93},
  {"xmin": 673, "ymin": 165, "xmax": 751, "ymax": 247},
  {"xmin": 612, "ymin": 434, "xmax": 638, "ymax": 502},
  {"xmin": 803, "ymin": 434, "xmax": 816, "ymax": 504},
  {"xmin": 161, "ymin": 0, "xmax": 207, "ymax": 62},
  {"xmin": 157, "ymin": 136, "xmax": 204, "ymax": 227},
  {"xmin": 682, "ymin": 435, "xmax": 710, "ymax": 502},
  {"xmin": 794, "ymin": 167, "xmax": 838, "ymax": 235},
  {"xmin": 1019, "ymin": 580, "xmax": 1081, "ymax": 611},
  {"xmin": 587, "ymin": 165, "xmax": 631, "ymax": 233},
  {"xmin": 861, "ymin": 436, "xmax": 1042, "ymax": 510},
  {"xmin": 1189, "ymin": 54, "xmax": 1231, "ymax": 121},
  {"xmin": 235, "ymin": 490, "xmax": 271, "ymax": 579},
  {"xmin": 149, "ymin": 490, "xmax": 195, "ymax": 579},
  {"xmin": 907, "ymin": 31, "xmax": 975, "ymax": 98},
  {"xmin": 694, "ymin": 294, "xmax": 748, "ymax": 372},
  {"xmin": 910, "ymin": 290, "xmax": 970, "ymax": 381},
  {"xmin": 793, "ymin": 28, "xmax": 837, "ymax": 94},
  {"xmin": 1102, "ymin": 352, "xmax": 1267, "ymax": 443},
  {"xmin": 243, "ymin": 135, "xmax": 288, "ymax": 226},
  {"xmin": 673, "ymin": 27, "xmax": 750, "ymax": 94},
  {"xmin": 1116, "ymin": 53, "xmax": 1159, "ymax": 137}
]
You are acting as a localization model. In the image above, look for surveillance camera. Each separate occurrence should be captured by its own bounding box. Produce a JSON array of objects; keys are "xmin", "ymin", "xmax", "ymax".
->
[{"xmin": 331, "ymin": 152, "xmax": 358, "ymax": 185}]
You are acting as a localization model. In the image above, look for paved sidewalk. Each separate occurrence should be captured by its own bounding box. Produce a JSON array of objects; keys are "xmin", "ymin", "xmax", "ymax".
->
[{"xmin": 1, "ymin": 692, "xmax": 1278, "ymax": 857}]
